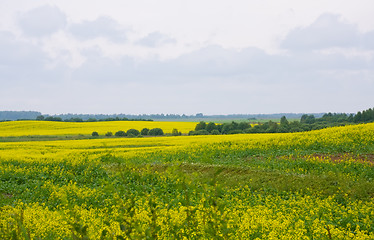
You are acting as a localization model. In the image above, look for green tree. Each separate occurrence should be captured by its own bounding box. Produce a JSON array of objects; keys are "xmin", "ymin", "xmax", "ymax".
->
[
  {"xmin": 44, "ymin": 116, "xmax": 62, "ymax": 121},
  {"xmin": 115, "ymin": 131, "xmax": 126, "ymax": 137},
  {"xmin": 105, "ymin": 132, "xmax": 113, "ymax": 137},
  {"xmin": 195, "ymin": 121, "xmax": 207, "ymax": 131},
  {"xmin": 354, "ymin": 112, "xmax": 362, "ymax": 123},
  {"xmin": 206, "ymin": 122, "xmax": 217, "ymax": 132},
  {"xmin": 211, "ymin": 129, "xmax": 221, "ymax": 135},
  {"xmin": 266, "ymin": 121, "xmax": 278, "ymax": 133},
  {"xmin": 127, "ymin": 129, "xmax": 140, "ymax": 136},
  {"xmin": 238, "ymin": 122, "xmax": 250, "ymax": 130},
  {"xmin": 280, "ymin": 116, "xmax": 289, "ymax": 126},
  {"xmin": 92, "ymin": 131, "xmax": 99, "ymax": 137},
  {"xmin": 149, "ymin": 128, "xmax": 164, "ymax": 136},
  {"xmin": 279, "ymin": 116, "xmax": 290, "ymax": 133},
  {"xmin": 141, "ymin": 128, "xmax": 149, "ymax": 135},
  {"xmin": 36, "ymin": 115, "xmax": 44, "ymax": 121},
  {"xmin": 171, "ymin": 128, "xmax": 181, "ymax": 136}
]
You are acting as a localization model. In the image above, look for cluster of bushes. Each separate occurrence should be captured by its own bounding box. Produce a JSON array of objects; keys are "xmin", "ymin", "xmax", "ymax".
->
[
  {"xmin": 189, "ymin": 121, "xmax": 252, "ymax": 135},
  {"xmin": 91, "ymin": 128, "xmax": 165, "ymax": 138}
]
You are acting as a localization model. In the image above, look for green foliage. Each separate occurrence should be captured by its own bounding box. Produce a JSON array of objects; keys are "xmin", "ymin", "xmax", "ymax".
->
[
  {"xmin": 195, "ymin": 121, "xmax": 207, "ymax": 131},
  {"xmin": 149, "ymin": 128, "xmax": 164, "ymax": 136},
  {"xmin": 141, "ymin": 128, "xmax": 149, "ymax": 136},
  {"xmin": 44, "ymin": 116, "xmax": 62, "ymax": 122},
  {"xmin": 189, "ymin": 130, "xmax": 210, "ymax": 135},
  {"xmin": 64, "ymin": 117, "xmax": 84, "ymax": 122},
  {"xmin": 301, "ymin": 114, "xmax": 315, "ymax": 124},
  {"xmin": 190, "ymin": 107, "xmax": 374, "ymax": 136},
  {"xmin": 211, "ymin": 129, "xmax": 221, "ymax": 135},
  {"xmin": 238, "ymin": 122, "xmax": 250, "ymax": 130},
  {"xmin": 105, "ymin": 132, "xmax": 113, "ymax": 137},
  {"xmin": 206, "ymin": 122, "xmax": 217, "ymax": 132},
  {"xmin": 115, "ymin": 131, "xmax": 127, "ymax": 137},
  {"xmin": 126, "ymin": 129, "xmax": 140, "ymax": 136},
  {"xmin": 36, "ymin": 115, "xmax": 44, "ymax": 121},
  {"xmin": 91, "ymin": 131, "xmax": 99, "ymax": 137},
  {"xmin": 171, "ymin": 129, "xmax": 181, "ymax": 136}
]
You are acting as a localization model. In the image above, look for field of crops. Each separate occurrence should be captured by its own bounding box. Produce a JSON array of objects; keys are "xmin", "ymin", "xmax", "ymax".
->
[
  {"xmin": 0, "ymin": 121, "xmax": 197, "ymax": 137},
  {"xmin": 1, "ymin": 122, "xmax": 374, "ymax": 239}
]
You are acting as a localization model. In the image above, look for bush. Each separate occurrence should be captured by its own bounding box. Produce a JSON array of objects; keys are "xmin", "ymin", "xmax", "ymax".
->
[
  {"xmin": 206, "ymin": 122, "xmax": 217, "ymax": 132},
  {"xmin": 228, "ymin": 129, "xmax": 243, "ymax": 135},
  {"xmin": 115, "ymin": 131, "xmax": 126, "ymax": 137},
  {"xmin": 44, "ymin": 116, "xmax": 62, "ymax": 121},
  {"xmin": 127, "ymin": 129, "xmax": 140, "ymax": 136},
  {"xmin": 105, "ymin": 132, "xmax": 113, "ymax": 137},
  {"xmin": 195, "ymin": 121, "xmax": 207, "ymax": 131},
  {"xmin": 238, "ymin": 122, "xmax": 251, "ymax": 130},
  {"xmin": 188, "ymin": 130, "xmax": 209, "ymax": 135},
  {"xmin": 243, "ymin": 128, "xmax": 252, "ymax": 133},
  {"xmin": 141, "ymin": 128, "xmax": 149, "ymax": 136},
  {"xmin": 149, "ymin": 128, "xmax": 164, "ymax": 136},
  {"xmin": 91, "ymin": 131, "xmax": 99, "ymax": 137},
  {"xmin": 211, "ymin": 129, "xmax": 221, "ymax": 135},
  {"xmin": 171, "ymin": 128, "xmax": 181, "ymax": 136}
]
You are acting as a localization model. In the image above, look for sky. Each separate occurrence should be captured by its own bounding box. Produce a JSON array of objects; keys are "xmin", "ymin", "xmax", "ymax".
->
[{"xmin": 0, "ymin": 1, "xmax": 373, "ymax": 115}]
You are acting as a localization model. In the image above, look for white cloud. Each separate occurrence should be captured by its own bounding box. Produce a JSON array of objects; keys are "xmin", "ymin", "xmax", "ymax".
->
[
  {"xmin": 136, "ymin": 32, "xmax": 176, "ymax": 47},
  {"xmin": 281, "ymin": 13, "xmax": 360, "ymax": 51},
  {"xmin": 362, "ymin": 30, "xmax": 374, "ymax": 49},
  {"xmin": 17, "ymin": 5, "xmax": 67, "ymax": 37},
  {"xmin": 69, "ymin": 16, "xmax": 128, "ymax": 43}
]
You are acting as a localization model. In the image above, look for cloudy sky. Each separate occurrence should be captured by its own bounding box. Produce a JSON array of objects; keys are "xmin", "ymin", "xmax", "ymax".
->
[{"xmin": 0, "ymin": 1, "xmax": 373, "ymax": 115}]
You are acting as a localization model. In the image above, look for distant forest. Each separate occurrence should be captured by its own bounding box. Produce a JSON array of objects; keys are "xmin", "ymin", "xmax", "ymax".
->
[
  {"xmin": 0, "ymin": 109, "xmax": 373, "ymax": 125},
  {"xmin": 0, "ymin": 111, "xmax": 326, "ymax": 122},
  {"xmin": 0, "ymin": 111, "xmax": 41, "ymax": 121}
]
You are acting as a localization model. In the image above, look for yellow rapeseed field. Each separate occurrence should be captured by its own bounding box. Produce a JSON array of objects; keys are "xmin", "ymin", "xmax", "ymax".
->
[
  {"xmin": 1, "ymin": 122, "xmax": 374, "ymax": 239},
  {"xmin": 0, "ymin": 120, "xmax": 197, "ymax": 136}
]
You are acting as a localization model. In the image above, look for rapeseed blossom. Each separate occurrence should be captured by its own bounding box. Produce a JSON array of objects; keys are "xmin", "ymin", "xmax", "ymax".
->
[{"xmin": 0, "ymin": 123, "xmax": 373, "ymax": 239}]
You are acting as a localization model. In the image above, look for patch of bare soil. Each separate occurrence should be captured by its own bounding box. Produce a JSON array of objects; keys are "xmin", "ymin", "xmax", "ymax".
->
[{"xmin": 1, "ymin": 193, "xmax": 13, "ymax": 198}]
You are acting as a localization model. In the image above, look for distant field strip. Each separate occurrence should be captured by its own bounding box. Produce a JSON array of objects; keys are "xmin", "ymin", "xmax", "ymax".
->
[{"xmin": 0, "ymin": 120, "xmax": 197, "ymax": 136}]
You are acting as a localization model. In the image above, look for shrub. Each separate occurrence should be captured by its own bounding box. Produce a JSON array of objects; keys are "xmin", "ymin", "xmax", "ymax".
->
[
  {"xmin": 195, "ymin": 121, "xmax": 207, "ymax": 131},
  {"xmin": 171, "ymin": 128, "xmax": 181, "ymax": 136},
  {"xmin": 188, "ymin": 130, "xmax": 209, "ymax": 135},
  {"xmin": 91, "ymin": 131, "xmax": 99, "ymax": 137},
  {"xmin": 243, "ymin": 128, "xmax": 253, "ymax": 133},
  {"xmin": 149, "ymin": 128, "xmax": 164, "ymax": 136},
  {"xmin": 228, "ymin": 129, "xmax": 243, "ymax": 135},
  {"xmin": 206, "ymin": 122, "xmax": 217, "ymax": 132},
  {"xmin": 141, "ymin": 128, "xmax": 149, "ymax": 136},
  {"xmin": 115, "ymin": 131, "xmax": 126, "ymax": 137},
  {"xmin": 44, "ymin": 116, "xmax": 62, "ymax": 121},
  {"xmin": 105, "ymin": 132, "xmax": 113, "ymax": 137},
  {"xmin": 127, "ymin": 129, "xmax": 140, "ymax": 136},
  {"xmin": 211, "ymin": 129, "xmax": 221, "ymax": 135}
]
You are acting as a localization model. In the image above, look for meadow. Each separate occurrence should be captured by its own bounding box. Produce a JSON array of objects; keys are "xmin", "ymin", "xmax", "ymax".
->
[{"xmin": 0, "ymin": 121, "xmax": 374, "ymax": 239}]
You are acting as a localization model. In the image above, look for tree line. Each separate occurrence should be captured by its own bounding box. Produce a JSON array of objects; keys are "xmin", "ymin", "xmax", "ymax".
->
[
  {"xmin": 0, "ymin": 111, "xmax": 41, "ymax": 121},
  {"xmin": 188, "ymin": 107, "xmax": 374, "ymax": 135},
  {"xmin": 36, "ymin": 115, "xmax": 152, "ymax": 122}
]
